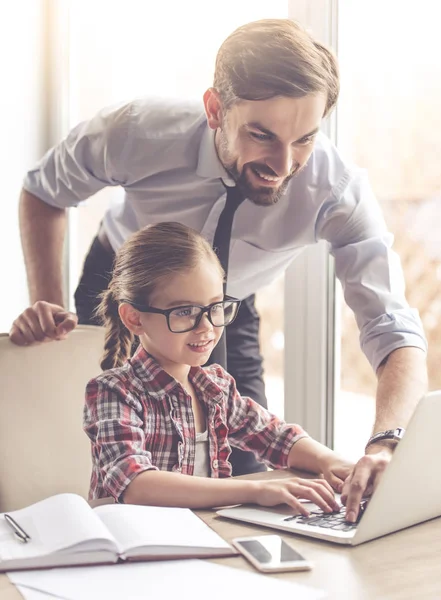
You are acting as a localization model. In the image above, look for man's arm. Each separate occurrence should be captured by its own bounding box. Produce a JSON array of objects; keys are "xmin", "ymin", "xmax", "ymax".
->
[
  {"xmin": 9, "ymin": 189, "xmax": 78, "ymax": 345},
  {"xmin": 342, "ymin": 346, "xmax": 428, "ymax": 521},
  {"xmin": 20, "ymin": 188, "xmax": 66, "ymax": 305},
  {"xmin": 317, "ymin": 167, "xmax": 428, "ymax": 520},
  {"xmin": 372, "ymin": 346, "xmax": 428, "ymax": 433},
  {"xmin": 10, "ymin": 102, "xmax": 135, "ymax": 345}
]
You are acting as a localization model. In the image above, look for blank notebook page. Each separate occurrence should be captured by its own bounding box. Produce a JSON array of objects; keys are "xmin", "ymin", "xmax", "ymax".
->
[
  {"xmin": 93, "ymin": 504, "xmax": 230, "ymax": 555},
  {"xmin": 0, "ymin": 494, "xmax": 115, "ymax": 562}
]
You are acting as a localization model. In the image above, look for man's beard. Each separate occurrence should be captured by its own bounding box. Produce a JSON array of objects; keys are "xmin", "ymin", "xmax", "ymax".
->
[
  {"xmin": 216, "ymin": 131, "xmax": 300, "ymax": 207},
  {"xmin": 224, "ymin": 161, "xmax": 299, "ymax": 206}
]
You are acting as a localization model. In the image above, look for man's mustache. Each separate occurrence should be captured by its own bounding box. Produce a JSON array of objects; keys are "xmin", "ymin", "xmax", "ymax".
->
[{"xmin": 246, "ymin": 162, "xmax": 300, "ymax": 178}]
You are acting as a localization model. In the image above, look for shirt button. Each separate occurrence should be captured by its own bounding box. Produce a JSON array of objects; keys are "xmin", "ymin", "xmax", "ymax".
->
[{"xmin": 212, "ymin": 459, "xmax": 219, "ymax": 469}]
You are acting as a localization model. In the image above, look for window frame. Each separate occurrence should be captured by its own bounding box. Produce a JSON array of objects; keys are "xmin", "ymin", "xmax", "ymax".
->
[{"xmin": 284, "ymin": 0, "xmax": 338, "ymax": 446}]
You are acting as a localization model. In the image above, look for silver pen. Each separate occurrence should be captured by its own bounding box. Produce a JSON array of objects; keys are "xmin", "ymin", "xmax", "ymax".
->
[{"xmin": 4, "ymin": 513, "xmax": 31, "ymax": 543}]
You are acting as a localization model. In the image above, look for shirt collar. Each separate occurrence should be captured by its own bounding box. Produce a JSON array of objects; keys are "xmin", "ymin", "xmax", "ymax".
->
[
  {"xmin": 129, "ymin": 344, "xmax": 225, "ymax": 403},
  {"xmin": 196, "ymin": 124, "xmax": 236, "ymax": 186}
]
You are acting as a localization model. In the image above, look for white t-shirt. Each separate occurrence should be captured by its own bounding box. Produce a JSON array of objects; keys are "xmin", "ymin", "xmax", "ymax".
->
[{"xmin": 193, "ymin": 429, "xmax": 210, "ymax": 478}]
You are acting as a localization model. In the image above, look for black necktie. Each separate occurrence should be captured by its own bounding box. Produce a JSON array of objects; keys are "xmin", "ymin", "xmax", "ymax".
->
[{"xmin": 209, "ymin": 184, "xmax": 245, "ymax": 369}]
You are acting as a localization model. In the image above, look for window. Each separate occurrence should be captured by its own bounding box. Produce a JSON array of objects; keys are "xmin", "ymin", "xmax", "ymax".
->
[
  {"xmin": 0, "ymin": 2, "xmax": 48, "ymax": 331},
  {"xmin": 334, "ymin": 0, "xmax": 440, "ymax": 458}
]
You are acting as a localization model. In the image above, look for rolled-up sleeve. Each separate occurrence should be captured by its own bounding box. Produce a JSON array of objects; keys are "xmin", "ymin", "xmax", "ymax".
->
[
  {"xmin": 317, "ymin": 168, "xmax": 427, "ymax": 372},
  {"xmin": 84, "ymin": 376, "xmax": 157, "ymax": 501},
  {"xmin": 223, "ymin": 371, "xmax": 309, "ymax": 469},
  {"xmin": 23, "ymin": 102, "xmax": 132, "ymax": 208}
]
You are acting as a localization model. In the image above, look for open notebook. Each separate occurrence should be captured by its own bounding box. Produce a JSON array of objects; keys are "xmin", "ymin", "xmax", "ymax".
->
[{"xmin": 0, "ymin": 493, "xmax": 234, "ymax": 572}]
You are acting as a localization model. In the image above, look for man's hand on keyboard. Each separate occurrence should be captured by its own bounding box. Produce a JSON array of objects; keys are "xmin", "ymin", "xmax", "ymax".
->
[{"xmin": 340, "ymin": 448, "xmax": 391, "ymax": 522}]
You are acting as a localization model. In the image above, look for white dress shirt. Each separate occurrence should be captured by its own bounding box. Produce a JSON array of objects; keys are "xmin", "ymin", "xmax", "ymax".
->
[{"xmin": 23, "ymin": 96, "xmax": 427, "ymax": 371}]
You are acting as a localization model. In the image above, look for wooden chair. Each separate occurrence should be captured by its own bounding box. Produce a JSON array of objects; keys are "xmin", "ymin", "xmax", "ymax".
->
[{"xmin": 0, "ymin": 326, "xmax": 104, "ymax": 511}]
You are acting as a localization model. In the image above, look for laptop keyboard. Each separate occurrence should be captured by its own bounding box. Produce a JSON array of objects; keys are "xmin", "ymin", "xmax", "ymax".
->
[{"xmin": 283, "ymin": 500, "xmax": 368, "ymax": 532}]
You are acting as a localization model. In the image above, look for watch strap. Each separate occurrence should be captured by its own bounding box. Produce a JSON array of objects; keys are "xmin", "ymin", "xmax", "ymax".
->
[{"xmin": 365, "ymin": 427, "xmax": 405, "ymax": 452}]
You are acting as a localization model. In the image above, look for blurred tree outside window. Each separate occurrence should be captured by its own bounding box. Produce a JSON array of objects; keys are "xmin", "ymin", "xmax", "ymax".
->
[{"xmin": 334, "ymin": 0, "xmax": 441, "ymax": 457}]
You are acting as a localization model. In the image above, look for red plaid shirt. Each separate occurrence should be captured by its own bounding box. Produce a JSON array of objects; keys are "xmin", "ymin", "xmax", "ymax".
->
[{"xmin": 84, "ymin": 346, "xmax": 308, "ymax": 501}]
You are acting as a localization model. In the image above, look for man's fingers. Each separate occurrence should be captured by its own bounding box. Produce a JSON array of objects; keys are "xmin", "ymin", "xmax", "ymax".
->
[
  {"xmin": 10, "ymin": 312, "xmax": 46, "ymax": 345},
  {"xmin": 36, "ymin": 303, "xmax": 66, "ymax": 337},
  {"xmin": 21, "ymin": 309, "xmax": 49, "ymax": 342},
  {"xmin": 341, "ymin": 451, "xmax": 391, "ymax": 522},
  {"xmin": 9, "ymin": 302, "xmax": 78, "ymax": 346},
  {"xmin": 54, "ymin": 313, "xmax": 78, "ymax": 338},
  {"xmin": 342, "ymin": 458, "xmax": 374, "ymax": 522},
  {"xmin": 9, "ymin": 323, "xmax": 30, "ymax": 346},
  {"xmin": 344, "ymin": 481, "xmax": 365, "ymax": 522}
]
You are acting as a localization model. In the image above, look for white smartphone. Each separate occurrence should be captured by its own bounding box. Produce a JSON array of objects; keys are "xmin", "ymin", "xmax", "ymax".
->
[{"xmin": 232, "ymin": 534, "xmax": 313, "ymax": 573}]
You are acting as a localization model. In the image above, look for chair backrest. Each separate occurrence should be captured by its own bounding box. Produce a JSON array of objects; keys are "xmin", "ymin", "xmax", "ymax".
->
[{"xmin": 0, "ymin": 326, "xmax": 105, "ymax": 512}]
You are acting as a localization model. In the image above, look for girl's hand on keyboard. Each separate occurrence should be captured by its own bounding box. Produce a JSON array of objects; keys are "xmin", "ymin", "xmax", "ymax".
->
[
  {"xmin": 254, "ymin": 478, "xmax": 340, "ymax": 516},
  {"xmin": 319, "ymin": 454, "xmax": 354, "ymax": 493}
]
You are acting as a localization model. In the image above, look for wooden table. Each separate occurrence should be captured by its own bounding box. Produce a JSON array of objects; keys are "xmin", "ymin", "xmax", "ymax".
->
[{"xmin": 2, "ymin": 469, "xmax": 441, "ymax": 600}]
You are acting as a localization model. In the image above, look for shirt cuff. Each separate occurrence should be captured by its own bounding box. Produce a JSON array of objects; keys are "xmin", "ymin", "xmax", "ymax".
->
[
  {"xmin": 361, "ymin": 309, "xmax": 428, "ymax": 372},
  {"xmin": 273, "ymin": 431, "xmax": 310, "ymax": 470},
  {"xmin": 104, "ymin": 458, "xmax": 158, "ymax": 502}
]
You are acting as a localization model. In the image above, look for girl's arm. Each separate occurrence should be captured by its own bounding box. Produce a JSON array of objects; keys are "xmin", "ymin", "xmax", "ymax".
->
[
  {"xmin": 123, "ymin": 469, "xmax": 340, "ymax": 514},
  {"xmin": 84, "ymin": 372, "xmax": 345, "ymax": 511},
  {"xmin": 212, "ymin": 366, "xmax": 354, "ymax": 491},
  {"xmin": 288, "ymin": 437, "xmax": 354, "ymax": 491}
]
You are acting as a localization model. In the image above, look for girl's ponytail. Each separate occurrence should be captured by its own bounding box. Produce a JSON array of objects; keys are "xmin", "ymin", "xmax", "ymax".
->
[{"xmin": 98, "ymin": 289, "xmax": 133, "ymax": 371}]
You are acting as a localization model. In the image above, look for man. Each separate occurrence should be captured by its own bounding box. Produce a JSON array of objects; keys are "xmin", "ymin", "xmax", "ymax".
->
[{"xmin": 10, "ymin": 19, "xmax": 427, "ymax": 522}]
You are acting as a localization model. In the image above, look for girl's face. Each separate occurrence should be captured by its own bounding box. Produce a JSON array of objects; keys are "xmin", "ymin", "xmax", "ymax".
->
[{"xmin": 137, "ymin": 260, "xmax": 225, "ymax": 375}]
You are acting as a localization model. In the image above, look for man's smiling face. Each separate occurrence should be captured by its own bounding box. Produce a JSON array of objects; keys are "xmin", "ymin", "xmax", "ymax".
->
[{"xmin": 204, "ymin": 91, "xmax": 326, "ymax": 206}]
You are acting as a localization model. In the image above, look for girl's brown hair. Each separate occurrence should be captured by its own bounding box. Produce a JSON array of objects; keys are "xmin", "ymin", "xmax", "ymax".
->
[
  {"xmin": 213, "ymin": 18, "xmax": 339, "ymax": 117},
  {"xmin": 96, "ymin": 222, "xmax": 223, "ymax": 371}
]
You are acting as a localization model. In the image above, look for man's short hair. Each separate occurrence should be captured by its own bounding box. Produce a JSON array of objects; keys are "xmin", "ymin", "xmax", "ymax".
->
[{"xmin": 213, "ymin": 18, "xmax": 339, "ymax": 117}]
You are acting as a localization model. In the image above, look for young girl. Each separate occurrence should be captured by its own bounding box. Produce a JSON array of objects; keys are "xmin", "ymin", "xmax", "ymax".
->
[{"xmin": 84, "ymin": 222, "xmax": 352, "ymax": 515}]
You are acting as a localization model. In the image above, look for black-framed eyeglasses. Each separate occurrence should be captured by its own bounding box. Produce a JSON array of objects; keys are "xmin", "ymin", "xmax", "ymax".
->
[{"xmin": 126, "ymin": 297, "xmax": 242, "ymax": 333}]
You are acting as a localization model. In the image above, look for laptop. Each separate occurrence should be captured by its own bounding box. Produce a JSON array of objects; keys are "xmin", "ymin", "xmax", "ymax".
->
[{"xmin": 217, "ymin": 390, "xmax": 441, "ymax": 546}]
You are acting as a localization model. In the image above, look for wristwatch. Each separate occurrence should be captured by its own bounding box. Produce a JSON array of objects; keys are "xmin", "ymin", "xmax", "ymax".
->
[{"xmin": 365, "ymin": 427, "xmax": 405, "ymax": 452}]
